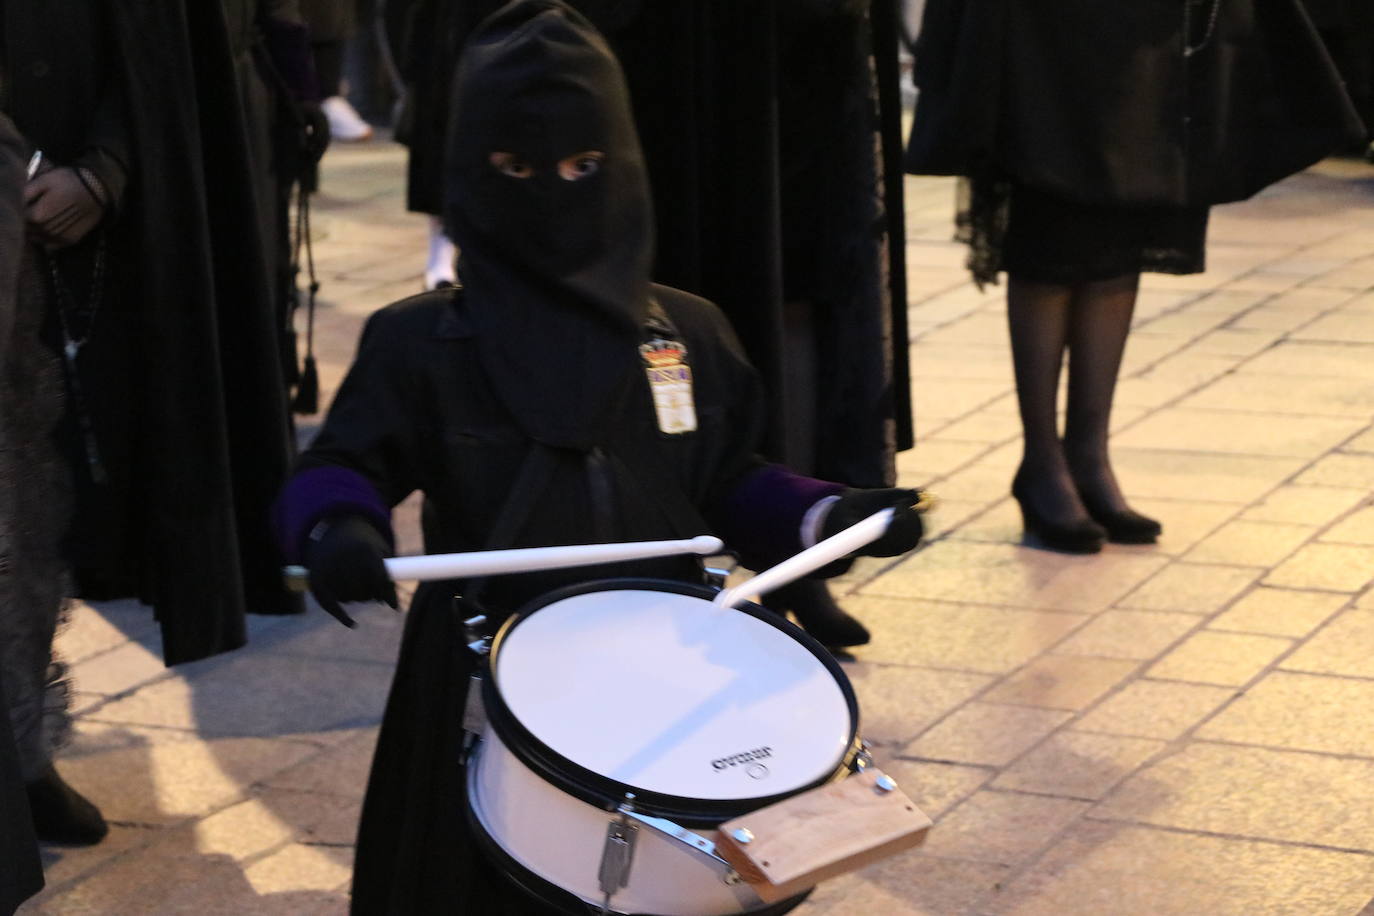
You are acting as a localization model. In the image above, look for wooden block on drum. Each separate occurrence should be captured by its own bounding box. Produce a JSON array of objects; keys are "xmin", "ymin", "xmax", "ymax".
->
[{"xmin": 715, "ymin": 768, "xmax": 932, "ymax": 903}]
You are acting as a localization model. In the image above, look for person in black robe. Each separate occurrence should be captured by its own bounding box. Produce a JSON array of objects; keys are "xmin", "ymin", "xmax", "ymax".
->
[
  {"xmin": 1, "ymin": 0, "xmax": 139, "ymax": 845},
  {"xmin": 274, "ymin": 3, "xmax": 925, "ymax": 911},
  {"xmin": 76, "ymin": 0, "xmax": 304, "ymax": 661},
  {"xmin": 906, "ymin": 0, "xmax": 1362, "ymax": 553},
  {"xmin": 222, "ymin": 0, "xmax": 330, "ymax": 406},
  {"xmin": 300, "ymin": 0, "xmax": 376, "ymax": 141},
  {"xmin": 1305, "ymin": 0, "xmax": 1374, "ymax": 148},
  {"xmin": 0, "ymin": 0, "xmax": 306, "ymax": 855},
  {"xmin": 0, "ymin": 109, "xmax": 44, "ymax": 916},
  {"xmin": 0, "ymin": 0, "xmax": 310, "ymax": 849}
]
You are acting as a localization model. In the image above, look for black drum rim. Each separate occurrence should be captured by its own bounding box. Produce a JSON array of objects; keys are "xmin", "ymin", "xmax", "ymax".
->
[{"xmin": 482, "ymin": 577, "xmax": 863, "ymax": 829}]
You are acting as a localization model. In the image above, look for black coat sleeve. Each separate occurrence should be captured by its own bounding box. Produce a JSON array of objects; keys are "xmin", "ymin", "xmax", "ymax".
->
[{"xmin": 298, "ymin": 308, "xmax": 431, "ymax": 506}]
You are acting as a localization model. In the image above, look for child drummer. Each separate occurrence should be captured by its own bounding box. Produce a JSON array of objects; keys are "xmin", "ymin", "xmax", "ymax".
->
[{"xmin": 273, "ymin": 2, "xmax": 925, "ymax": 912}]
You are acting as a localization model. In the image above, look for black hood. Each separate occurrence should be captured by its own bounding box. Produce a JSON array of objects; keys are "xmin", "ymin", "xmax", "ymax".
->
[{"xmin": 444, "ymin": 0, "xmax": 654, "ymax": 450}]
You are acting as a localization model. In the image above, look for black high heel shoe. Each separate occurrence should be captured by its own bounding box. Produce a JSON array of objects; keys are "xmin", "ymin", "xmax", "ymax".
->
[
  {"xmin": 1011, "ymin": 476, "xmax": 1106, "ymax": 554},
  {"xmin": 764, "ymin": 580, "xmax": 870, "ymax": 651},
  {"xmin": 1067, "ymin": 462, "xmax": 1163, "ymax": 544},
  {"xmin": 1078, "ymin": 495, "xmax": 1161, "ymax": 544}
]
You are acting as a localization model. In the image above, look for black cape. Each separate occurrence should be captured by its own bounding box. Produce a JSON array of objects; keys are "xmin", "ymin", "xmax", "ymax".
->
[
  {"xmin": 907, "ymin": 0, "xmax": 1365, "ymax": 206},
  {"xmin": 81, "ymin": 1, "xmax": 297, "ymax": 663},
  {"xmin": 0, "ymin": 112, "xmax": 43, "ymax": 916}
]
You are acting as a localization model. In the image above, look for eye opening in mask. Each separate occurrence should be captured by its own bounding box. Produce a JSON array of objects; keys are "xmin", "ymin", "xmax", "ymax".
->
[
  {"xmin": 488, "ymin": 151, "xmax": 536, "ymax": 179},
  {"xmin": 557, "ymin": 151, "xmax": 605, "ymax": 181}
]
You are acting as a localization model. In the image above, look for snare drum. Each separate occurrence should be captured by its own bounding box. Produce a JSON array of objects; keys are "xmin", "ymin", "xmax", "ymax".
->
[{"xmin": 465, "ymin": 579, "xmax": 863, "ymax": 916}]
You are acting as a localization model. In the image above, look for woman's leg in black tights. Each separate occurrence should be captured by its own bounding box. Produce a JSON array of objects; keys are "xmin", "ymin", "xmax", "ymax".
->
[
  {"xmin": 1063, "ymin": 272, "xmax": 1160, "ymax": 539},
  {"xmin": 1006, "ymin": 275, "xmax": 1098, "ymax": 536}
]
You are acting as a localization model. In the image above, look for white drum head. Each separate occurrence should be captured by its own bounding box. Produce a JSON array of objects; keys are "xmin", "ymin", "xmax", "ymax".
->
[{"xmin": 494, "ymin": 586, "xmax": 855, "ymax": 801}]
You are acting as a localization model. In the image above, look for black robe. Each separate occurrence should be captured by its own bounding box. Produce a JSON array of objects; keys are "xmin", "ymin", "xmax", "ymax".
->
[
  {"xmin": 607, "ymin": 0, "xmax": 912, "ymax": 484},
  {"xmin": 281, "ymin": 286, "xmax": 815, "ymax": 914},
  {"xmin": 80, "ymin": 1, "xmax": 299, "ymax": 662},
  {"xmin": 907, "ymin": 0, "xmax": 1364, "ymax": 206},
  {"xmin": 389, "ymin": 0, "xmax": 912, "ymax": 485},
  {"xmin": 0, "ymin": 111, "xmax": 43, "ymax": 916}
]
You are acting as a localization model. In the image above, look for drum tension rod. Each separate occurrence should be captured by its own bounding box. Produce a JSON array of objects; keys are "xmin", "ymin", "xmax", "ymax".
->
[{"xmin": 597, "ymin": 795, "xmax": 640, "ymax": 914}]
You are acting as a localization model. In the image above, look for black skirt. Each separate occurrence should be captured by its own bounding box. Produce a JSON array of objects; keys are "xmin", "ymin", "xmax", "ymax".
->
[
  {"xmin": 1003, "ymin": 183, "xmax": 1210, "ymax": 284},
  {"xmin": 960, "ymin": 177, "xmax": 1210, "ymax": 286}
]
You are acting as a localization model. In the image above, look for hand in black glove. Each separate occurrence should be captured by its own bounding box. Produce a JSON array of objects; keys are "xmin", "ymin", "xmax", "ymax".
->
[
  {"xmin": 303, "ymin": 516, "xmax": 398, "ymax": 628},
  {"xmin": 820, "ymin": 488, "xmax": 927, "ymax": 557},
  {"xmin": 299, "ymin": 101, "xmax": 331, "ymax": 166},
  {"xmin": 24, "ymin": 165, "xmax": 105, "ymax": 248}
]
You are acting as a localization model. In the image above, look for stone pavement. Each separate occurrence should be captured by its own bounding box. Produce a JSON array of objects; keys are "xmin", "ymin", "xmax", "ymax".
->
[{"xmin": 18, "ymin": 138, "xmax": 1374, "ymax": 915}]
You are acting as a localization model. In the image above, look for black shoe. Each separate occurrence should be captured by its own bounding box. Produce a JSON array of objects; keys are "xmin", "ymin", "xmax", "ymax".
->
[
  {"xmin": 1011, "ymin": 476, "xmax": 1106, "ymax": 554},
  {"xmin": 27, "ymin": 765, "xmax": 108, "ymax": 845},
  {"xmin": 766, "ymin": 580, "xmax": 871, "ymax": 650},
  {"xmin": 1067, "ymin": 467, "xmax": 1163, "ymax": 545},
  {"xmin": 1080, "ymin": 499, "xmax": 1162, "ymax": 544}
]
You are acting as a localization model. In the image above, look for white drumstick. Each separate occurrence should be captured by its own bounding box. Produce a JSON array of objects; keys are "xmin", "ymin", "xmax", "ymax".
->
[
  {"xmin": 285, "ymin": 535, "xmax": 724, "ymax": 590},
  {"xmin": 711, "ymin": 508, "xmax": 894, "ymax": 610}
]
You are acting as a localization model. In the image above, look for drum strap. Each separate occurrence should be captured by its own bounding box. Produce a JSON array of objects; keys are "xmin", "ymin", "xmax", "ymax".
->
[{"xmin": 458, "ymin": 442, "xmax": 561, "ymax": 606}]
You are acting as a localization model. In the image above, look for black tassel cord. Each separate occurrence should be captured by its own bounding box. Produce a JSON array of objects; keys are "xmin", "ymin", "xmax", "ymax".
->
[{"xmin": 290, "ymin": 180, "xmax": 319, "ymax": 415}]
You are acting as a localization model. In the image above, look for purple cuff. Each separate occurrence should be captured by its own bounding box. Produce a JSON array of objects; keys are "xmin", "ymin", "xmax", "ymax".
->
[
  {"xmin": 273, "ymin": 466, "xmax": 393, "ymax": 564},
  {"xmin": 718, "ymin": 465, "xmax": 846, "ymax": 568}
]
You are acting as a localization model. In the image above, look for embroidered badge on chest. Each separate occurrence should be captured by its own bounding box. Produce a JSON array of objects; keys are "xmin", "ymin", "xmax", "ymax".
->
[{"xmin": 641, "ymin": 335, "xmax": 698, "ymax": 435}]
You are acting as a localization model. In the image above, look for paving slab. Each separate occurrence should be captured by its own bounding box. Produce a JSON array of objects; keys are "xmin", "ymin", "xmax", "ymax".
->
[
  {"xmin": 842, "ymin": 596, "xmax": 1086, "ymax": 673},
  {"xmin": 991, "ymin": 731, "xmax": 1166, "ymax": 800},
  {"xmin": 901, "ymin": 703, "xmax": 1073, "ymax": 768},
  {"xmin": 979, "ymin": 656, "xmax": 1141, "ymax": 711},
  {"xmin": 988, "ymin": 820, "xmax": 1374, "ymax": 916},
  {"xmin": 1096, "ymin": 742, "xmax": 1374, "ymax": 852},
  {"xmin": 1198, "ymin": 671, "xmax": 1374, "ymax": 757},
  {"xmin": 1071, "ymin": 679, "xmax": 1240, "ymax": 741},
  {"xmin": 1208, "ymin": 586, "xmax": 1350, "ymax": 638},
  {"xmin": 1146, "ymin": 630, "xmax": 1293, "ymax": 686},
  {"xmin": 918, "ymin": 790, "xmax": 1090, "ymax": 865}
]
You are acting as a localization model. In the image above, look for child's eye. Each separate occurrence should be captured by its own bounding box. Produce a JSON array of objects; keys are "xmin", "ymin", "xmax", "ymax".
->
[
  {"xmin": 489, "ymin": 152, "xmax": 535, "ymax": 178},
  {"xmin": 557, "ymin": 151, "xmax": 605, "ymax": 181}
]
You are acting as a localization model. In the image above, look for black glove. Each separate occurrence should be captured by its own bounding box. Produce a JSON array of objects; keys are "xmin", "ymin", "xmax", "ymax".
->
[
  {"xmin": 303, "ymin": 516, "xmax": 397, "ymax": 628},
  {"xmin": 299, "ymin": 101, "xmax": 331, "ymax": 166},
  {"xmin": 24, "ymin": 165, "xmax": 105, "ymax": 248},
  {"xmin": 820, "ymin": 488, "xmax": 926, "ymax": 557}
]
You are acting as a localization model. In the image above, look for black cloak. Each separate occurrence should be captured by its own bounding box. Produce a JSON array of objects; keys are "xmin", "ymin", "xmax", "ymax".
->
[
  {"xmin": 75, "ymin": 1, "xmax": 298, "ymax": 663},
  {"xmin": 0, "ymin": 112, "xmax": 43, "ymax": 916},
  {"xmin": 907, "ymin": 0, "xmax": 1365, "ymax": 206}
]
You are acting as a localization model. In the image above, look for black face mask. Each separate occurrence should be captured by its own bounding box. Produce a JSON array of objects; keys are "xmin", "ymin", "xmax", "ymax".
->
[{"xmin": 445, "ymin": 0, "xmax": 654, "ymax": 450}]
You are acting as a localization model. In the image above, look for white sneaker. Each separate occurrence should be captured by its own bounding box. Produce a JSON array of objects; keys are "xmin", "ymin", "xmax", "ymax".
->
[
  {"xmin": 321, "ymin": 96, "xmax": 374, "ymax": 142},
  {"xmin": 424, "ymin": 217, "xmax": 458, "ymax": 290}
]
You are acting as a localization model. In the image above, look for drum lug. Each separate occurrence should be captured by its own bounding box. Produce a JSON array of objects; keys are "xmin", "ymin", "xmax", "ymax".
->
[
  {"xmin": 460, "ymin": 675, "xmax": 487, "ymax": 764},
  {"xmin": 853, "ymin": 741, "xmax": 875, "ymax": 772},
  {"xmin": 598, "ymin": 798, "xmax": 640, "ymax": 912},
  {"xmin": 703, "ymin": 557, "xmax": 736, "ymax": 590},
  {"xmin": 463, "ymin": 613, "xmax": 492, "ymax": 656}
]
